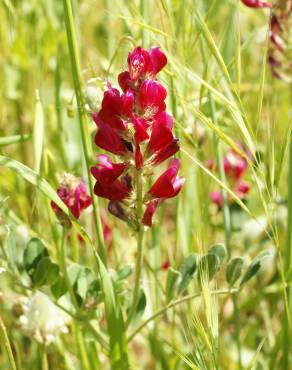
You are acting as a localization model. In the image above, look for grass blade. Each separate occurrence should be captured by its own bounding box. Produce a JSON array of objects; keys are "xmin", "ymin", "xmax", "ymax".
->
[{"xmin": 33, "ymin": 90, "xmax": 44, "ymax": 174}]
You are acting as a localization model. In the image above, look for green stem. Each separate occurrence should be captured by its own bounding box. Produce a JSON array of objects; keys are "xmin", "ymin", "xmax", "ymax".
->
[
  {"xmin": 128, "ymin": 288, "xmax": 238, "ymax": 342},
  {"xmin": 62, "ymin": 0, "xmax": 107, "ymax": 265},
  {"xmin": 75, "ymin": 324, "xmax": 91, "ymax": 370},
  {"xmin": 126, "ymin": 169, "xmax": 144, "ymax": 327},
  {"xmin": 59, "ymin": 226, "xmax": 79, "ymax": 309},
  {"xmin": 140, "ymin": 0, "xmax": 149, "ymax": 46},
  {"xmin": 209, "ymin": 95, "xmax": 242, "ymax": 370},
  {"xmin": 104, "ymin": 0, "xmax": 114, "ymax": 60},
  {"xmin": 283, "ymin": 106, "xmax": 292, "ymax": 369},
  {"xmin": 54, "ymin": 46, "xmax": 67, "ymax": 167},
  {"xmin": 58, "ymin": 230, "xmax": 90, "ymax": 368},
  {"xmin": 40, "ymin": 344, "xmax": 48, "ymax": 370},
  {"xmin": 0, "ymin": 316, "xmax": 17, "ymax": 370}
]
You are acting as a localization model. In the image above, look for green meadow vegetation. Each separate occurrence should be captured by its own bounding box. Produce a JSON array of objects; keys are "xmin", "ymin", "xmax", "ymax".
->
[{"xmin": 0, "ymin": 0, "xmax": 291, "ymax": 369}]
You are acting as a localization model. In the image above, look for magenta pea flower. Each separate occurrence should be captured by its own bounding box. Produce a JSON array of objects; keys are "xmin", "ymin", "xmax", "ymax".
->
[
  {"xmin": 91, "ymin": 155, "xmax": 131, "ymax": 201},
  {"xmin": 127, "ymin": 46, "xmax": 167, "ymax": 81},
  {"xmin": 91, "ymin": 46, "xmax": 184, "ymax": 228},
  {"xmin": 51, "ymin": 174, "xmax": 92, "ymax": 223},
  {"xmin": 93, "ymin": 116, "xmax": 129, "ymax": 156},
  {"xmin": 142, "ymin": 201, "xmax": 159, "ymax": 227},
  {"xmin": 138, "ymin": 79, "xmax": 167, "ymax": 115},
  {"xmin": 148, "ymin": 159, "xmax": 185, "ymax": 200}
]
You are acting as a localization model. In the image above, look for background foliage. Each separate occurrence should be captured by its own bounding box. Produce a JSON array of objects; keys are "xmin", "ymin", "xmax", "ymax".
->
[{"xmin": 0, "ymin": 0, "xmax": 291, "ymax": 369}]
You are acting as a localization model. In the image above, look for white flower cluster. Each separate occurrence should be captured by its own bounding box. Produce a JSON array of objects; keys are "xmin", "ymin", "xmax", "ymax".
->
[{"xmin": 19, "ymin": 291, "xmax": 70, "ymax": 345}]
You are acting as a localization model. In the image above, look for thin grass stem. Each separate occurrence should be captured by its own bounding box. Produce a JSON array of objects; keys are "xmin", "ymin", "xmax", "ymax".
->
[
  {"xmin": 0, "ymin": 316, "xmax": 17, "ymax": 370},
  {"xmin": 128, "ymin": 288, "xmax": 238, "ymax": 342},
  {"xmin": 39, "ymin": 344, "xmax": 48, "ymax": 370},
  {"xmin": 283, "ymin": 88, "xmax": 292, "ymax": 369},
  {"xmin": 62, "ymin": 0, "xmax": 107, "ymax": 265},
  {"xmin": 208, "ymin": 94, "xmax": 242, "ymax": 369}
]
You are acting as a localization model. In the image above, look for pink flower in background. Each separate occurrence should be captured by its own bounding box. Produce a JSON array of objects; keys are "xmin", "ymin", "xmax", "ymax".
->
[
  {"xmin": 51, "ymin": 174, "xmax": 92, "ymax": 221},
  {"xmin": 268, "ymin": 1, "xmax": 292, "ymax": 82},
  {"xmin": 240, "ymin": 0, "xmax": 272, "ymax": 8},
  {"xmin": 241, "ymin": 0, "xmax": 292, "ymax": 82},
  {"xmin": 223, "ymin": 150, "xmax": 248, "ymax": 181},
  {"xmin": 161, "ymin": 259, "xmax": 170, "ymax": 270},
  {"xmin": 208, "ymin": 149, "xmax": 250, "ymax": 208},
  {"xmin": 91, "ymin": 46, "xmax": 184, "ymax": 228}
]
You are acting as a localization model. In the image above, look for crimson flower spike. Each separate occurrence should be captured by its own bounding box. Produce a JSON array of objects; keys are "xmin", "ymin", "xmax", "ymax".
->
[{"xmin": 91, "ymin": 46, "xmax": 184, "ymax": 228}]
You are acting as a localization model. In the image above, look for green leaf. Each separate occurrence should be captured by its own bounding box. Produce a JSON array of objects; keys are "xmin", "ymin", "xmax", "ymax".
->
[
  {"xmin": 207, "ymin": 243, "xmax": 226, "ymax": 265},
  {"xmin": 87, "ymin": 279, "xmax": 101, "ymax": 301},
  {"xmin": 226, "ymin": 257, "xmax": 245, "ymax": 286},
  {"xmin": 23, "ymin": 238, "xmax": 48, "ymax": 275},
  {"xmin": 117, "ymin": 264, "xmax": 133, "ymax": 281},
  {"xmin": 176, "ymin": 254, "xmax": 197, "ymax": 294},
  {"xmin": 240, "ymin": 250, "xmax": 273, "ymax": 287},
  {"xmin": 67, "ymin": 264, "xmax": 96, "ymax": 303},
  {"xmin": 51, "ymin": 276, "xmax": 67, "ymax": 299},
  {"xmin": 166, "ymin": 267, "xmax": 180, "ymax": 302},
  {"xmin": 76, "ymin": 268, "xmax": 95, "ymax": 301},
  {"xmin": 133, "ymin": 288, "xmax": 146, "ymax": 324},
  {"xmin": 198, "ymin": 253, "xmax": 220, "ymax": 282},
  {"xmin": 31, "ymin": 257, "xmax": 60, "ymax": 287}
]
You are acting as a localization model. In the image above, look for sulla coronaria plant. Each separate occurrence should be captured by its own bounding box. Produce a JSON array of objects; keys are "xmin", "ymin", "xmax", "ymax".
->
[
  {"xmin": 90, "ymin": 46, "xmax": 185, "ymax": 326},
  {"xmin": 90, "ymin": 46, "xmax": 184, "ymax": 229}
]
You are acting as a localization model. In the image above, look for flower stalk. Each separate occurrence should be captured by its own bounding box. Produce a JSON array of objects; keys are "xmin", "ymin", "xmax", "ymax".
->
[{"xmin": 126, "ymin": 170, "xmax": 144, "ymax": 327}]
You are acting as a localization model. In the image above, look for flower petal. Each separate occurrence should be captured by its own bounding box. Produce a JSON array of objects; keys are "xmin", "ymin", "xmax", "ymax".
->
[
  {"xmin": 128, "ymin": 47, "xmax": 150, "ymax": 80},
  {"xmin": 94, "ymin": 118, "xmax": 128, "ymax": 155},
  {"xmin": 147, "ymin": 112, "xmax": 175, "ymax": 155},
  {"xmin": 142, "ymin": 201, "xmax": 158, "ymax": 226},
  {"xmin": 151, "ymin": 139, "xmax": 180, "ymax": 165},
  {"xmin": 118, "ymin": 71, "xmax": 132, "ymax": 92},
  {"xmin": 91, "ymin": 155, "xmax": 127, "ymax": 184},
  {"xmin": 138, "ymin": 79, "xmax": 167, "ymax": 113},
  {"xmin": 149, "ymin": 47, "xmax": 167, "ymax": 75},
  {"xmin": 131, "ymin": 115, "xmax": 149, "ymax": 144},
  {"xmin": 148, "ymin": 159, "xmax": 182, "ymax": 199},
  {"xmin": 94, "ymin": 180, "xmax": 130, "ymax": 201}
]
